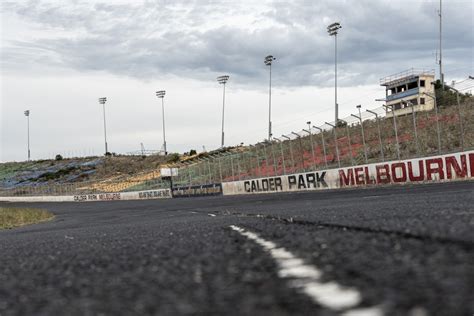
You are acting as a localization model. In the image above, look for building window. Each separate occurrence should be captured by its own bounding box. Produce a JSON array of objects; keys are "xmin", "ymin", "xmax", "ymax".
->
[
  {"xmin": 420, "ymin": 98, "xmax": 425, "ymax": 105},
  {"xmin": 420, "ymin": 80, "xmax": 425, "ymax": 87},
  {"xmin": 408, "ymin": 82, "xmax": 418, "ymax": 90}
]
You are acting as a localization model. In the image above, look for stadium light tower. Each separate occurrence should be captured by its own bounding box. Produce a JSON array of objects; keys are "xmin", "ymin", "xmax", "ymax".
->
[
  {"xmin": 265, "ymin": 55, "xmax": 276, "ymax": 141},
  {"xmin": 155, "ymin": 90, "xmax": 167, "ymax": 155},
  {"xmin": 24, "ymin": 110, "xmax": 30, "ymax": 161},
  {"xmin": 327, "ymin": 22, "xmax": 342, "ymax": 124},
  {"xmin": 98, "ymin": 97, "xmax": 108, "ymax": 155},
  {"xmin": 217, "ymin": 75, "xmax": 229, "ymax": 148}
]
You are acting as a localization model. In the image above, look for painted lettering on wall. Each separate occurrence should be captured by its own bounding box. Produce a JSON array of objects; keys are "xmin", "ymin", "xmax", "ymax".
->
[{"xmin": 339, "ymin": 153, "xmax": 473, "ymax": 187}]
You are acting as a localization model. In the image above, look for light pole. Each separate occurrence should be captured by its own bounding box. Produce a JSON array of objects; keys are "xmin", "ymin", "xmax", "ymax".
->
[
  {"xmin": 351, "ymin": 105, "xmax": 368, "ymax": 163},
  {"xmin": 217, "ymin": 75, "xmax": 229, "ymax": 148},
  {"xmin": 98, "ymin": 97, "xmax": 108, "ymax": 155},
  {"xmin": 24, "ymin": 110, "xmax": 30, "ymax": 161},
  {"xmin": 156, "ymin": 90, "xmax": 167, "ymax": 155},
  {"xmin": 265, "ymin": 55, "xmax": 276, "ymax": 141},
  {"xmin": 327, "ymin": 22, "xmax": 342, "ymax": 124}
]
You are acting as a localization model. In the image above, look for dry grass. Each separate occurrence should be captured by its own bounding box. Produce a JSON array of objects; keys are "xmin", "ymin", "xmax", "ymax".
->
[{"xmin": 0, "ymin": 207, "xmax": 54, "ymax": 229}]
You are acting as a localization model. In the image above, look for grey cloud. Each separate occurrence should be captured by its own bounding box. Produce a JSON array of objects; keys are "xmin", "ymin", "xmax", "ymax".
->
[{"xmin": 1, "ymin": 0, "xmax": 472, "ymax": 88}]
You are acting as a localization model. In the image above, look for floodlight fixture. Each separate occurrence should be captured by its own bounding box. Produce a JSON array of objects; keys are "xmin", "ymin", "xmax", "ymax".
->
[
  {"xmin": 217, "ymin": 75, "xmax": 229, "ymax": 84},
  {"xmin": 327, "ymin": 22, "xmax": 341, "ymax": 36},
  {"xmin": 264, "ymin": 55, "xmax": 276, "ymax": 66},
  {"xmin": 156, "ymin": 90, "xmax": 166, "ymax": 98}
]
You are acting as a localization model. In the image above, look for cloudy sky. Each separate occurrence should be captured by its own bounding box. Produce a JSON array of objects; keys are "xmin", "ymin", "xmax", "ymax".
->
[{"xmin": 1, "ymin": 0, "xmax": 472, "ymax": 162}]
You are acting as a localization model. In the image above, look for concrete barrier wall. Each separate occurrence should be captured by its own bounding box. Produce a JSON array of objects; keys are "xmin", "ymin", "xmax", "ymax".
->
[
  {"xmin": 222, "ymin": 150, "xmax": 474, "ymax": 195},
  {"xmin": 0, "ymin": 189, "xmax": 172, "ymax": 203},
  {"xmin": 2, "ymin": 151, "xmax": 473, "ymax": 202}
]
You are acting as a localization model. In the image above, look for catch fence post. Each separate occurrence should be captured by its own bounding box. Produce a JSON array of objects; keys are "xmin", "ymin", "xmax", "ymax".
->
[
  {"xmin": 456, "ymin": 91, "xmax": 465, "ymax": 151},
  {"xmin": 325, "ymin": 122, "xmax": 341, "ymax": 168},
  {"xmin": 273, "ymin": 138, "xmax": 286, "ymax": 175},
  {"xmin": 351, "ymin": 109, "xmax": 368, "ymax": 164},
  {"xmin": 303, "ymin": 128, "xmax": 316, "ymax": 170},
  {"xmin": 366, "ymin": 109, "xmax": 384, "ymax": 162},
  {"xmin": 383, "ymin": 106, "xmax": 400, "ymax": 160},
  {"xmin": 267, "ymin": 141, "xmax": 277, "ymax": 176},
  {"xmin": 410, "ymin": 102, "xmax": 420, "ymax": 157},
  {"xmin": 281, "ymin": 135, "xmax": 294, "ymax": 173},
  {"xmin": 230, "ymin": 155, "xmax": 235, "ymax": 181},
  {"xmin": 207, "ymin": 160, "xmax": 212, "ymax": 184},
  {"xmin": 313, "ymin": 126, "xmax": 328, "ymax": 168},
  {"xmin": 341, "ymin": 120, "xmax": 354, "ymax": 166}
]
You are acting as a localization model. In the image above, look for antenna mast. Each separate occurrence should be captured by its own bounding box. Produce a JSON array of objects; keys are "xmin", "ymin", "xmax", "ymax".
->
[{"xmin": 439, "ymin": 0, "xmax": 444, "ymax": 89}]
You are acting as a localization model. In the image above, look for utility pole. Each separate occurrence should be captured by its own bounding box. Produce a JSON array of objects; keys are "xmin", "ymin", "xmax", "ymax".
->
[{"xmin": 439, "ymin": 0, "xmax": 444, "ymax": 89}]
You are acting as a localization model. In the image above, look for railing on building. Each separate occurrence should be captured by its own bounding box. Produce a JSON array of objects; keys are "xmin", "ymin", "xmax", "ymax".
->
[{"xmin": 380, "ymin": 68, "xmax": 435, "ymax": 86}]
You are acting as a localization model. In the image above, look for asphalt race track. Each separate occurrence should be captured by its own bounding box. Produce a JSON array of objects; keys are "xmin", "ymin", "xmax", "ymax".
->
[{"xmin": 1, "ymin": 182, "xmax": 473, "ymax": 316}]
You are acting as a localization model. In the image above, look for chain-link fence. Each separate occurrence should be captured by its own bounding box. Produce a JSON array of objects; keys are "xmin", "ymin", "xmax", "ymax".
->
[
  {"xmin": 1, "ymin": 88, "xmax": 473, "ymax": 197},
  {"xmin": 171, "ymin": 91, "xmax": 473, "ymax": 185}
]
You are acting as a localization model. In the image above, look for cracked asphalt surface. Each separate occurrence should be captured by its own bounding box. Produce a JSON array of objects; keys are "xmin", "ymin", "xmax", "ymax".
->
[{"xmin": 1, "ymin": 181, "xmax": 473, "ymax": 315}]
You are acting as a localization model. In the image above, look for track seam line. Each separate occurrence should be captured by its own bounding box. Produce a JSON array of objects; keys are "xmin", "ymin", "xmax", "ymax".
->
[
  {"xmin": 225, "ymin": 212, "xmax": 474, "ymax": 249},
  {"xmin": 230, "ymin": 225, "xmax": 384, "ymax": 316}
]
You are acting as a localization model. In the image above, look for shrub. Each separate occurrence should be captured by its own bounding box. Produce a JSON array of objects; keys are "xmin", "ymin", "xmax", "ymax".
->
[{"xmin": 166, "ymin": 153, "xmax": 180, "ymax": 163}]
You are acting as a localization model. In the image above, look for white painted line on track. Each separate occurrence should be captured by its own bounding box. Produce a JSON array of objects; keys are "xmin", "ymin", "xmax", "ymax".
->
[{"xmin": 230, "ymin": 225, "xmax": 384, "ymax": 315}]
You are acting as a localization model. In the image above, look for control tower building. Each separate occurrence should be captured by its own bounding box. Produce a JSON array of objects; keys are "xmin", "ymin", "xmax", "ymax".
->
[{"xmin": 380, "ymin": 68, "xmax": 435, "ymax": 116}]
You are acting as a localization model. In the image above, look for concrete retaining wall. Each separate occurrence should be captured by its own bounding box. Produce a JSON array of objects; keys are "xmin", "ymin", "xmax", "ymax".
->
[{"xmin": 222, "ymin": 150, "xmax": 474, "ymax": 195}]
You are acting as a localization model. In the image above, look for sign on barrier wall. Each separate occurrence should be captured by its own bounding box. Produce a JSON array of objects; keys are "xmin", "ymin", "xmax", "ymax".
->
[
  {"xmin": 222, "ymin": 151, "xmax": 474, "ymax": 195},
  {"xmin": 73, "ymin": 189, "xmax": 172, "ymax": 202},
  {"xmin": 0, "ymin": 189, "xmax": 172, "ymax": 203},
  {"xmin": 172, "ymin": 183, "xmax": 223, "ymax": 198}
]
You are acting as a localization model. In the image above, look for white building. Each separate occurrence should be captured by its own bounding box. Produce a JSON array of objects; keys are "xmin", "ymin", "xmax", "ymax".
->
[{"xmin": 380, "ymin": 69, "xmax": 436, "ymax": 116}]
